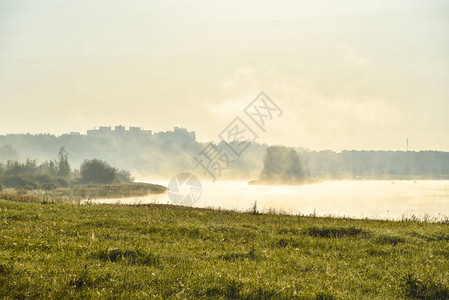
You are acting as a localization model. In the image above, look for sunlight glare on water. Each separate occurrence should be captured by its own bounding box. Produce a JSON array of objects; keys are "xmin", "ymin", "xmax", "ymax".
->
[{"xmin": 91, "ymin": 180, "xmax": 449, "ymax": 221}]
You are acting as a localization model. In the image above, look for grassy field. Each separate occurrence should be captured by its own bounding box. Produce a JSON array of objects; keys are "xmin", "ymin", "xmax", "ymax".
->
[{"xmin": 1, "ymin": 199, "xmax": 449, "ymax": 299}]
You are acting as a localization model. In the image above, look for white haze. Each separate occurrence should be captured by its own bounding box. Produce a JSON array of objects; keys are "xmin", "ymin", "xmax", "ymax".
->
[
  {"xmin": 88, "ymin": 180, "xmax": 449, "ymax": 221},
  {"xmin": 1, "ymin": 0, "xmax": 448, "ymax": 151}
]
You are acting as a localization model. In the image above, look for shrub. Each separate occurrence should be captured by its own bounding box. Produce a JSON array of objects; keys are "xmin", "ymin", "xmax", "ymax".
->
[
  {"xmin": 116, "ymin": 170, "xmax": 134, "ymax": 183},
  {"xmin": 1, "ymin": 175, "xmax": 38, "ymax": 189},
  {"xmin": 80, "ymin": 159, "xmax": 134, "ymax": 184},
  {"xmin": 0, "ymin": 174, "xmax": 69, "ymax": 190},
  {"xmin": 56, "ymin": 177, "xmax": 69, "ymax": 187},
  {"xmin": 42, "ymin": 182, "xmax": 58, "ymax": 190},
  {"xmin": 80, "ymin": 159, "xmax": 117, "ymax": 184}
]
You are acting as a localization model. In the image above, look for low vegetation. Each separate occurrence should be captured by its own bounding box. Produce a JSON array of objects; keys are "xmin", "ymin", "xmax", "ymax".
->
[
  {"xmin": 0, "ymin": 148, "xmax": 168, "ymax": 203},
  {"xmin": 1, "ymin": 199, "xmax": 448, "ymax": 299},
  {"xmin": 0, "ymin": 182, "xmax": 167, "ymax": 204},
  {"xmin": 0, "ymin": 148, "xmax": 134, "ymax": 191}
]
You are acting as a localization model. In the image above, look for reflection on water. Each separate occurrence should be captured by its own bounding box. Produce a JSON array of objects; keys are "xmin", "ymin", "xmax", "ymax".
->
[{"xmin": 88, "ymin": 180, "xmax": 449, "ymax": 221}]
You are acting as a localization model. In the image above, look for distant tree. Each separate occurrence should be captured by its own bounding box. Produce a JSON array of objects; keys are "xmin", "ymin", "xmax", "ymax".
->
[
  {"xmin": 258, "ymin": 146, "xmax": 305, "ymax": 184},
  {"xmin": 284, "ymin": 149, "xmax": 305, "ymax": 179},
  {"xmin": 116, "ymin": 169, "xmax": 134, "ymax": 183},
  {"xmin": 57, "ymin": 147, "xmax": 71, "ymax": 178},
  {"xmin": 80, "ymin": 159, "xmax": 117, "ymax": 184},
  {"xmin": 3, "ymin": 159, "xmax": 37, "ymax": 176},
  {"xmin": 39, "ymin": 160, "xmax": 58, "ymax": 176}
]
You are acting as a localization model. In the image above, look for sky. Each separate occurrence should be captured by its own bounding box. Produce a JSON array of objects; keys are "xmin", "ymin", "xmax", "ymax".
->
[{"xmin": 1, "ymin": 0, "xmax": 448, "ymax": 151}]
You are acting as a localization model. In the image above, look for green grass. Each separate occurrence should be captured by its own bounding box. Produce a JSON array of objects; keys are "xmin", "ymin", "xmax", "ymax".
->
[{"xmin": 1, "ymin": 199, "xmax": 448, "ymax": 299}]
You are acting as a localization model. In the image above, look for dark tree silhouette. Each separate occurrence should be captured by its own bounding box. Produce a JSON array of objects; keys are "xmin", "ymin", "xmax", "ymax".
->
[
  {"xmin": 57, "ymin": 147, "xmax": 71, "ymax": 178},
  {"xmin": 258, "ymin": 146, "xmax": 305, "ymax": 184},
  {"xmin": 80, "ymin": 159, "xmax": 117, "ymax": 184}
]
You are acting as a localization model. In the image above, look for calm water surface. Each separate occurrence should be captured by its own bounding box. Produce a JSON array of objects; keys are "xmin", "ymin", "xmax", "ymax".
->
[{"xmin": 90, "ymin": 180, "xmax": 449, "ymax": 221}]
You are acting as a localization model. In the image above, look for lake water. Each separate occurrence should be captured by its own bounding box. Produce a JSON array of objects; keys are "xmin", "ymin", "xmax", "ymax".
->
[{"xmin": 89, "ymin": 180, "xmax": 449, "ymax": 221}]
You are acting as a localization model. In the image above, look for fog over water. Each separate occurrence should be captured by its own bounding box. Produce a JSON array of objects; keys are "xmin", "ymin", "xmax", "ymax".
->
[{"xmin": 90, "ymin": 180, "xmax": 449, "ymax": 221}]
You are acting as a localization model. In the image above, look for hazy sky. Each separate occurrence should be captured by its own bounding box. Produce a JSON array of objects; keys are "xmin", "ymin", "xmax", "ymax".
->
[{"xmin": 1, "ymin": 0, "xmax": 448, "ymax": 151}]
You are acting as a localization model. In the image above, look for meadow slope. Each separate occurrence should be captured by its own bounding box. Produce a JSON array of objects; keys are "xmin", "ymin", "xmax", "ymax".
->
[{"xmin": 1, "ymin": 199, "xmax": 449, "ymax": 299}]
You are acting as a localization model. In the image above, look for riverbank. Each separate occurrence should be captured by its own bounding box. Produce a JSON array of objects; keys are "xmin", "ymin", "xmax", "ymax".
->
[
  {"xmin": 0, "ymin": 182, "xmax": 167, "ymax": 204},
  {"xmin": 1, "ymin": 199, "xmax": 448, "ymax": 299}
]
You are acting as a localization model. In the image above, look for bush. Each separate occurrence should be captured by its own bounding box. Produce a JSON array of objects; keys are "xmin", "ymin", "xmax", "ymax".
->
[
  {"xmin": 116, "ymin": 170, "xmax": 134, "ymax": 183},
  {"xmin": 80, "ymin": 159, "xmax": 118, "ymax": 184},
  {"xmin": 79, "ymin": 159, "xmax": 134, "ymax": 184},
  {"xmin": 56, "ymin": 177, "xmax": 69, "ymax": 187},
  {"xmin": 0, "ymin": 174, "xmax": 69, "ymax": 190},
  {"xmin": 42, "ymin": 182, "xmax": 58, "ymax": 190},
  {"xmin": 1, "ymin": 175, "xmax": 38, "ymax": 189}
]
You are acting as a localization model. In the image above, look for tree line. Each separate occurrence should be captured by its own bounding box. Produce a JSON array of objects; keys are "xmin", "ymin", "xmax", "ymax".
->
[
  {"xmin": 1, "ymin": 130, "xmax": 449, "ymax": 180},
  {"xmin": 0, "ymin": 147, "xmax": 133, "ymax": 191}
]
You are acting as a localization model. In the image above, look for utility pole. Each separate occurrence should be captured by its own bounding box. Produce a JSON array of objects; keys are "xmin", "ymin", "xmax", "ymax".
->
[{"xmin": 406, "ymin": 137, "xmax": 408, "ymax": 152}]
